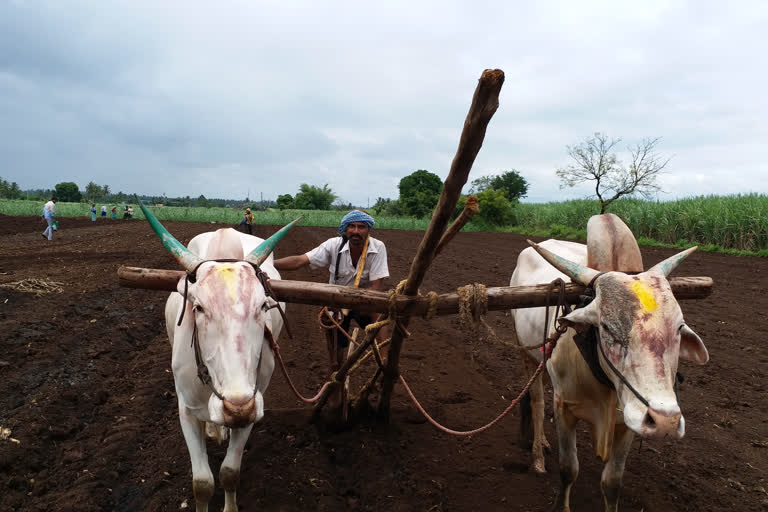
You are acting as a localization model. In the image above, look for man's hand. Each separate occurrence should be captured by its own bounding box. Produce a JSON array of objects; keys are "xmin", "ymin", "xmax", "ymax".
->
[{"xmin": 273, "ymin": 254, "xmax": 310, "ymax": 271}]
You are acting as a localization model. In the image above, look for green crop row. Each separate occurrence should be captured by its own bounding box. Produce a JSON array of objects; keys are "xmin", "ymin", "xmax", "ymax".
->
[
  {"xmin": 514, "ymin": 194, "xmax": 768, "ymax": 251},
  {"xmin": 2, "ymin": 194, "xmax": 766, "ymax": 252}
]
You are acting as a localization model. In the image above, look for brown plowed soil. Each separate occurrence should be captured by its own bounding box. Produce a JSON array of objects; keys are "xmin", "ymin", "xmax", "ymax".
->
[{"xmin": 1, "ymin": 214, "xmax": 766, "ymax": 512}]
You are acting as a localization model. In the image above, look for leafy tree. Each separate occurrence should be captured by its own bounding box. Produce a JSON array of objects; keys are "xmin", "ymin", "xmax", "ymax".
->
[
  {"xmin": 84, "ymin": 181, "xmax": 105, "ymax": 202},
  {"xmin": 372, "ymin": 197, "xmax": 402, "ymax": 217},
  {"xmin": 470, "ymin": 170, "xmax": 528, "ymax": 202},
  {"xmin": 293, "ymin": 184, "xmax": 337, "ymax": 210},
  {"xmin": 276, "ymin": 194, "xmax": 294, "ymax": 210},
  {"xmin": 398, "ymin": 169, "xmax": 443, "ymax": 218},
  {"xmin": 196, "ymin": 194, "xmax": 211, "ymax": 208},
  {"xmin": 556, "ymin": 132, "xmax": 669, "ymax": 214},
  {"xmin": 0, "ymin": 177, "xmax": 21, "ymax": 199},
  {"xmin": 54, "ymin": 182, "xmax": 82, "ymax": 202},
  {"xmin": 476, "ymin": 189, "xmax": 514, "ymax": 225}
]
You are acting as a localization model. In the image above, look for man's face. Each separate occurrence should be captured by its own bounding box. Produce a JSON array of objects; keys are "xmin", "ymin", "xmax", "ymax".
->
[{"xmin": 345, "ymin": 221, "xmax": 370, "ymax": 246}]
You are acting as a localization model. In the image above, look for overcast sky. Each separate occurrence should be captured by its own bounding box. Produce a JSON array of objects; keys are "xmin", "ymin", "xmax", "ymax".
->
[{"xmin": 1, "ymin": 0, "xmax": 766, "ymax": 205}]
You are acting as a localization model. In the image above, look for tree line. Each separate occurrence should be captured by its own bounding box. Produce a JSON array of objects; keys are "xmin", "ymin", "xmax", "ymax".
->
[{"xmin": 0, "ymin": 133, "xmax": 668, "ymax": 223}]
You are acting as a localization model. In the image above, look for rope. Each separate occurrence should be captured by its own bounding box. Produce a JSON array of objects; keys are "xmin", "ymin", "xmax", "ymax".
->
[
  {"xmin": 398, "ymin": 357, "xmax": 546, "ymax": 437},
  {"xmin": 457, "ymin": 283, "xmax": 488, "ymax": 331}
]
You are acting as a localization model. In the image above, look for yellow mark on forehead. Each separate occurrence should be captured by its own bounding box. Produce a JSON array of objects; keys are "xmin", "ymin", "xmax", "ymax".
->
[
  {"xmin": 631, "ymin": 281, "xmax": 658, "ymax": 313},
  {"xmin": 215, "ymin": 265, "xmax": 238, "ymax": 302}
]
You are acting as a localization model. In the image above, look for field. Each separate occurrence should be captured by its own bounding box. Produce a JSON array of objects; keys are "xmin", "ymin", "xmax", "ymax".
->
[
  {"xmin": 3, "ymin": 193, "xmax": 767, "ymax": 252},
  {"xmin": 1, "ymin": 214, "xmax": 767, "ymax": 511}
]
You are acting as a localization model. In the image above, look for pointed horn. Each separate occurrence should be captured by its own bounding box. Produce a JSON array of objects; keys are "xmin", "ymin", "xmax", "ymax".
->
[
  {"xmin": 137, "ymin": 198, "xmax": 203, "ymax": 272},
  {"xmin": 648, "ymin": 246, "xmax": 697, "ymax": 277},
  {"xmin": 246, "ymin": 217, "xmax": 303, "ymax": 266},
  {"xmin": 526, "ymin": 239, "xmax": 601, "ymax": 286}
]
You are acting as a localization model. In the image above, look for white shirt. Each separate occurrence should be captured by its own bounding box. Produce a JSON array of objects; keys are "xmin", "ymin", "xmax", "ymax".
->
[
  {"xmin": 43, "ymin": 201, "xmax": 56, "ymax": 217},
  {"xmin": 306, "ymin": 236, "xmax": 389, "ymax": 288},
  {"xmin": 101, "ymin": 205, "xmax": 107, "ymax": 213}
]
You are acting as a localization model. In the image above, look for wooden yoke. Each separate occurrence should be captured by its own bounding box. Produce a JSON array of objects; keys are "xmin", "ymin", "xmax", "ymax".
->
[
  {"xmin": 378, "ymin": 69, "xmax": 505, "ymax": 419},
  {"xmin": 119, "ymin": 266, "xmax": 713, "ymax": 313}
]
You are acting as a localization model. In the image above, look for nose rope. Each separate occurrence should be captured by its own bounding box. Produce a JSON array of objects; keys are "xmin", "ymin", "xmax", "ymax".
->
[{"xmin": 595, "ymin": 331, "xmax": 651, "ymax": 408}]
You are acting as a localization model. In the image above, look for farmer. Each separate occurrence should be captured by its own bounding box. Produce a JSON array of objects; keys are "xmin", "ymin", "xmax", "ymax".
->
[
  {"xmin": 111, "ymin": 206, "xmax": 117, "ymax": 220},
  {"xmin": 90, "ymin": 203, "xmax": 97, "ymax": 222},
  {"xmin": 101, "ymin": 205, "xmax": 107, "ymax": 218},
  {"xmin": 242, "ymin": 208, "xmax": 254, "ymax": 235},
  {"xmin": 273, "ymin": 210, "xmax": 389, "ymax": 371},
  {"xmin": 41, "ymin": 198, "xmax": 57, "ymax": 241}
]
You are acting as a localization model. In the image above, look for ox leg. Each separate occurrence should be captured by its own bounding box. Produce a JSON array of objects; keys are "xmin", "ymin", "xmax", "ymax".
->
[
  {"xmin": 220, "ymin": 424, "xmax": 254, "ymax": 512},
  {"xmin": 524, "ymin": 357, "xmax": 549, "ymax": 473},
  {"xmin": 600, "ymin": 424, "xmax": 634, "ymax": 512},
  {"xmin": 552, "ymin": 398, "xmax": 578, "ymax": 512},
  {"xmin": 179, "ymin": 406, "xmax": 215, "ymax": 512}
]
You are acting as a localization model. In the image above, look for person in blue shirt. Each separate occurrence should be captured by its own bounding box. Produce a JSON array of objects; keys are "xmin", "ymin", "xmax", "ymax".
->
[{"xmin": 41, "ymin": 198, "xmax": 57, "ymax": 241}]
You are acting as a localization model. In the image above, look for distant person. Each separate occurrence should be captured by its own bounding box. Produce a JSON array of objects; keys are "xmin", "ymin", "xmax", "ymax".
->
[
  {"xmin": 127, "ymin": 205, "xmax": 134, "ymax": 218},
  {"xmin": 242, "ymin": 208, "xmax": 254, "ymax": 235},
  {"xmin": 41, "ymin": 198, "xmax": 57, "ymax": 241},
  {"xmin": 111, "ymin": 206, "xmax": 117, "ymax": 220},
  {"xmin": 123, "ymin": 205, "xmax": 130, "ymax": 219},
  {"xmin": 101, "ymin": 204, "xmax": 107, "ymax": 218},
  {"xmin": 90, "ymin": 203, "xmax": 97, "ymax": 222}
]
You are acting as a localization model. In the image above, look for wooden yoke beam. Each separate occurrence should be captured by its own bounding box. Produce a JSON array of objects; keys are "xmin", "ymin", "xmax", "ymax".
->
[{"xmin": 117, "ymin": 266, "xmax": 713, "ymax": 313}]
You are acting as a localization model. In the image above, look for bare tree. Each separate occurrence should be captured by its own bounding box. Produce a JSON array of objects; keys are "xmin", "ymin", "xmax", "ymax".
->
[{"xmin": 556, "ymin": 132, "xmax": 670, "ymax": 213}]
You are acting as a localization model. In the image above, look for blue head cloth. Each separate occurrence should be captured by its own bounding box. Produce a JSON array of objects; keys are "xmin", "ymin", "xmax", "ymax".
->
[{"xmin": 338, "ymin": 210, "xmax": 375, "ymax": 235}]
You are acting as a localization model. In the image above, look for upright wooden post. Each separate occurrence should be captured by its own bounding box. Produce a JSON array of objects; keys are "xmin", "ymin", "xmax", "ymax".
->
[{"xmin": 378, "ymin": 69, "xmax": 505, "ymax": 419}]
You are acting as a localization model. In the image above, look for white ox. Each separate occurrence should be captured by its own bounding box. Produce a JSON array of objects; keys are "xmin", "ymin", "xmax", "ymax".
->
[
  {"xmin": 511, "ymin": 214, "xmax": 709, "ymax": 512},
  {"xmin": 140, "ymin": 204, "xmax": 300, "ymax": 512}
]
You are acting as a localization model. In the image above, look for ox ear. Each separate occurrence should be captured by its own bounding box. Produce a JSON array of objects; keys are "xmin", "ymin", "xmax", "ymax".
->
[
  {"xmin": 246, "ymin": 217, "xmax": 303, "ymax": 266},
  {"xmin": 679, "ymin": 324, "xmax": 709, "ymax": 365},
  {"xmin": 558, "ymin": 302, "xmax": 599, "ymax": 333}
]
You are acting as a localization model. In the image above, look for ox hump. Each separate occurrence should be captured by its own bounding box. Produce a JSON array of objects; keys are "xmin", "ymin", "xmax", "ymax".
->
[
  {"xmin": 206, "ymin": 228, "xmax": 246, "ymax": 260},
  {"xmin": 586, "ymin": 214, "xmax": 643, "ymax": 272}
]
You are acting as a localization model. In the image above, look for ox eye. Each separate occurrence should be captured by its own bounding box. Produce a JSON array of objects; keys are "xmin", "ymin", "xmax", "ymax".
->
[{"xmin": 193, "ymin": 304, "xmax": 204, "ymax": 313}]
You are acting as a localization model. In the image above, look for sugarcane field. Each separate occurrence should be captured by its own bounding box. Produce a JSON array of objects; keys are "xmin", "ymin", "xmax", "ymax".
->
[{"xmin": 1, "ymin": 210, "xmax": 766, "ymax": 512}]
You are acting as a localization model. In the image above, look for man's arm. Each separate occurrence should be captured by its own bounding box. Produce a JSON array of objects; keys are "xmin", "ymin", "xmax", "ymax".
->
[
  {"xmin": 368, "ymin": 278, "xmax": 387, "ymax": 292},
  {"xmin": 273, "ymin": 254, "xmax": 310, "ymax": 271}
]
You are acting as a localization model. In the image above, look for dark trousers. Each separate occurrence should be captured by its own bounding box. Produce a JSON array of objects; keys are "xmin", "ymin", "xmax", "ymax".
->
[{"xmin": 338, "ymin": 310, "xmax": 373, "ymax": 347}]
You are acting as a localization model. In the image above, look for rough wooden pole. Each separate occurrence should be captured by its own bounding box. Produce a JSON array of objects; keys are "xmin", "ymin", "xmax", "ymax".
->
[
  {"xmin": 118, "ymin": 266, "xmax": 713, "ymax": 311},
  {"xmin": 434, "ymin": 195, "xmax": 479, "ymax": 258},
  {"xmin": 378, "ymin": 69, "xmax": 505, "ymax": 418}
]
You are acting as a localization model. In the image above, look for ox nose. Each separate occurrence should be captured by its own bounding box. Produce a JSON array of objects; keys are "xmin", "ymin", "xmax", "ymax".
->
[
  {"xmin": 222, "ymin": 396, "xmax": 257, "ymax": 428},
  {"xmin": 641, "ymin": 407, "xmax": 683, "ymax": 439}
]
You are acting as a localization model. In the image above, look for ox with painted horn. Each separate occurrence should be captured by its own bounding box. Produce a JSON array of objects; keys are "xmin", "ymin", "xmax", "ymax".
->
[
  {"xmin": 139, "ymin": 201, "xmax": 300, "ymax": 512},
  {"xmin": 510, "ymin": 213, "xmax": 709, "ymax": 512}
]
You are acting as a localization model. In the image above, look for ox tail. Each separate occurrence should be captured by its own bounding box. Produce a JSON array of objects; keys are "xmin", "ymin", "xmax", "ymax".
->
[{"xmin": 519, "ymin": 391, "xmax": 533, "ymax": 449}]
